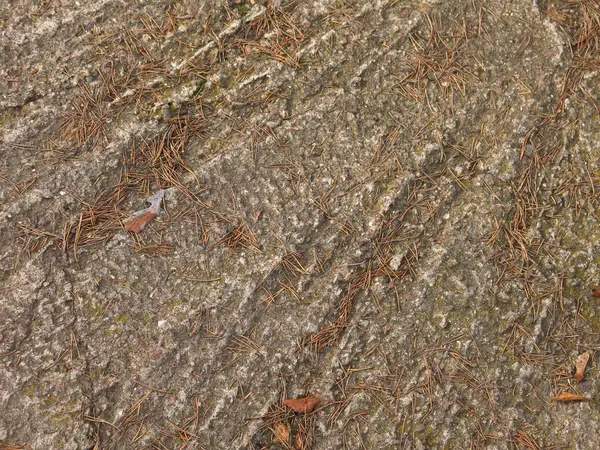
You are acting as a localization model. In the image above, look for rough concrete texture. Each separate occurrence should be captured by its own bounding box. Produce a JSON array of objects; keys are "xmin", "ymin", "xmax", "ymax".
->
[{"xmin": 1, "ymin": 0, "xmax": 600, "ymax": 448}]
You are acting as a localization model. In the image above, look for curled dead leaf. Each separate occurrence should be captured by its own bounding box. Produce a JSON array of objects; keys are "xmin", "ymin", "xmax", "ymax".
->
[
  {"xmin": 123, "ymin": 189, "xmax": 165, "ymax": 233},
  {"xmin": 283, "ymin": 395, "xmax": 319, "ymax": 414},
  {"xmin": 575, "ymin": 351, "xmax": 590, "ymax": 383},
  {"xmin": 295, "ymin": 432, "xmax": 304, "ymax": 450},
  {"xmin": 552, "ymin": 391, "xmax": 590, "ymax": 402},
  {"xmin": 123, "ymin": 211, "xmax": 158, "ymax": 233},
  {"xmin": 271, "ymin": 422, "xmax": 290, "ymax": 445}
]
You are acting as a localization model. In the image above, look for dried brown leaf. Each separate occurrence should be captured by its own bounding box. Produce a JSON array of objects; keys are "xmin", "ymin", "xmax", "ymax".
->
[
  {"xmin": 593, "ymin": 286, "xmax": 600, "ymax": 298},
  {"xmin": 295, "ymin": 431, "xmax": 304, "ymax": 450},
  {"xmin": 575, "ymin": 351, "xmax": 590, "ymax": 382},
  {"xmin": 123, "ymin": 211, "xmax": 158, "ymax": 233},
  {"xmin": 271, "ymin": 422, "xmax": 290, "ymax": 445},
  {"xmin": 552, "ymin": 391, "xmax": 590, "ymax": 402},
  {"xmin": 283, "ymin": 395, "xmax": 319, "ymax": 414},
  {"xmin": 123, "ymin": 189, "xmax": 165, "ymax": 233}
]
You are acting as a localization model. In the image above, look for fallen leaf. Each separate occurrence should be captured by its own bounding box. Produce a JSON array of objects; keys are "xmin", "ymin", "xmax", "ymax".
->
[
  {"xmin": 552, "ymin": 391, "xmax": 590, "ymax": 402},
  {"xmin": 283, "ymin": 395, "xmax": 319, "ymax": 414},
  {"xmin": 295, "ymin": 431, "xmax": 304, "ymax": 450},
  {"xmin": 271, "ymin": 422, "xmax": 290, "ymax": 445},
  {"xmin": 123, "ymin": 189, "xmax": 165, "ymax": 233},
  {"xmin": 593, "ymin": 286, "xmax": 600, "ymax": 298},
  {"xmin": 575, "ymin": 351, "xmax": 590, "ymax": 382},
  {"xmin": 295, "ymin": 421, "xmax": 315, "ymax": 450},
  {"xmin": 123, "ymin": 210, "xmax": 158, "ymax": 233}
]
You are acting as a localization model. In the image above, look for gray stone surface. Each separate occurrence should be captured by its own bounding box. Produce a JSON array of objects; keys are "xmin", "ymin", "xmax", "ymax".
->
[{"xmin": 1, "ymin": 0, "xmax": 600, "ymax": 448}]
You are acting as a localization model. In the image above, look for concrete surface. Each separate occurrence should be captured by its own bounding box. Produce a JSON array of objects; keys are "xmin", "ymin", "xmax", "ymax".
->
[{"xmin": 1, "ymin": 0, "xmax": 600, "ymax": 448}]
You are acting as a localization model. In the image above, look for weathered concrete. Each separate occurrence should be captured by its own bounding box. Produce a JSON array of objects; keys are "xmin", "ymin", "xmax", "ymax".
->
[{"xmin": 1, "ymin": 0, "xmax": 600, "ymax": 448}]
